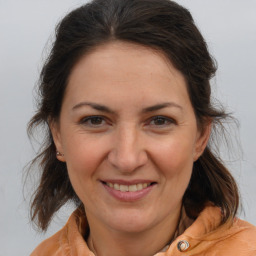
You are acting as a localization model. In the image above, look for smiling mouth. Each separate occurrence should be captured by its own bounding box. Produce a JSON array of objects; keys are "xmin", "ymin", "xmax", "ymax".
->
[{"xmin": 102, "ymin": 182, "xmax": 156, "ymax": 192}]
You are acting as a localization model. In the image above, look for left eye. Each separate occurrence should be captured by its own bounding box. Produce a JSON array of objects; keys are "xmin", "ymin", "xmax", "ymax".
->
[
  {"xmin": 148, "ymin": 116, "xmax": 174, "ymax": 126},
  {"xmin": 80, "ymin": 116, "xmax": 106, "ymax": 126}
]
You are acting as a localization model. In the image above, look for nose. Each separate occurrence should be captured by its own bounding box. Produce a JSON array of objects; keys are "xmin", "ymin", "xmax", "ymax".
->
[{"xmin": 107, "ymin": 125, "xmax": 148, "ymax": 173}]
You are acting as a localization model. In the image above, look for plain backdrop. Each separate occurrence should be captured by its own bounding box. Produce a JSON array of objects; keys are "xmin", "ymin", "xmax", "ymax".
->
[{"xmin": 0, "ymin": 1, "xmax": 255, "ymax": 255}]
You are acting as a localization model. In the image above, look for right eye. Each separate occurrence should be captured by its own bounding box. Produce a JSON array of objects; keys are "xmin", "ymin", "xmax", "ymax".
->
[{"xmin": 80, "ymin": 116, "xmax": 107, "ymax": 127}]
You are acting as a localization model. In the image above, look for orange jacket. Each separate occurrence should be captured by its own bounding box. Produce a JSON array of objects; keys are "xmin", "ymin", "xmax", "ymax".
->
[{"xmin": 31, "ymin": 205, "xmax": 256, "ymax": 256}]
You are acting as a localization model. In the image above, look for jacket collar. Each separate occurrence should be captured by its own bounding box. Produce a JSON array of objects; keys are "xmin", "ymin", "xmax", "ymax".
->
[{"xmin": 62, "ymin": 205, "xmax": 231, "ymax": 255}]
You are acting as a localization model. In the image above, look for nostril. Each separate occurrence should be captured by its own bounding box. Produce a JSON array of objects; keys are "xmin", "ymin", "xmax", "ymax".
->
[{"xmin": 107, "ymin": 145, "xmax": 148, "ymax": 173}]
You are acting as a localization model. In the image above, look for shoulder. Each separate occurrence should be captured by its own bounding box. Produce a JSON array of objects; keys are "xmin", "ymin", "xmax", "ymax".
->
[
  {"xmin": 173, "ymin": 206, "xmax": 256, "ymax": 256},
  {"xmin": 30, "ymin": 208, "xmax": 89, "ymax": 256},
  {"xmin": 230, "ymin": 218, "xmax": 256, "ymax": 244},
  {"xmin": 206, "ymin": 218, "xmax": 256, "ymax": 255},
  {"xmin": 30, "ymin": 227, "xmax": 68, "ymax": 256}
]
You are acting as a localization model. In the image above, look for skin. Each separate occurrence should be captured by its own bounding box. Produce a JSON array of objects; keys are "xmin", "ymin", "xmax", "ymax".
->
[{"xmin": 51, "ymin": 41, "xmax": 211, "ymax": 256}]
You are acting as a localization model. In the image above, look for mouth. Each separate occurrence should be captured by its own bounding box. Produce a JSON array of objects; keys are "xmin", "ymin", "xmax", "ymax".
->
[
  {"xmin": 101, "ymin": 180, "xmax": 157, "ymax": 201},
  {"xmin": 102, "ymin": 181, "xmax": 156, "ymax": 192}
]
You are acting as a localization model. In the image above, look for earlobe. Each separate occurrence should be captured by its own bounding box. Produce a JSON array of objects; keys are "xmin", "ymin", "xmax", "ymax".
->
[
  {"xmin": 193, "ymin": 122, "xmax": 212, "ymax": 161},
  {"xmin": 56, "ymin": 151, "xmax": 65, "ymax": 162},
  {"xmin": 49, "ymin": 120, "xmax": 66, "ymax": 162}
]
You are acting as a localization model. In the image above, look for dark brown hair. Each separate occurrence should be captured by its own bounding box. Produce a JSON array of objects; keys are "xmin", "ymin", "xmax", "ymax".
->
[{"xmin": 27, "ymin": 0, "xmax": 239, "ymax": 231}]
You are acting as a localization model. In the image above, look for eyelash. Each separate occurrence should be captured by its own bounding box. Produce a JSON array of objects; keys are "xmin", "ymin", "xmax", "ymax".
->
[
  {"xmin": 79, "ymin": 116, "xmax": 108, "ymax": 127},
  {"xmin": 147, "ymin": 116, "xmax": 176, "ymax": 127},
  {"xmin": 79, "ymin": 115, "xmax": 176, "ymax": 129}
]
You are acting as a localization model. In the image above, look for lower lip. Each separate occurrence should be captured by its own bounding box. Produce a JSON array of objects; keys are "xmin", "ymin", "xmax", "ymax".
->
[{"xmin": 102, "ymin": 183, "xmax": 155, "ymax": 202}]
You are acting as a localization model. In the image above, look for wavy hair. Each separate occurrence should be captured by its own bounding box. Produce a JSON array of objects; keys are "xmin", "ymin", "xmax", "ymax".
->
[{"xmin": 27, "ymin": 0, "xmax": 239, "ymax": 231}]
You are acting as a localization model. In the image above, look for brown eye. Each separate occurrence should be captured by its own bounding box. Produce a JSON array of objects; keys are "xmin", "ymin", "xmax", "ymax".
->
[
  {"xmin": 89, "ymin": 116, "xmax": 104, "ymax": 125},
  {"xmin": 152, "ymin": 117, "xmax": 167, "ymax": 125},
  {"xmin": 80, "ymin": 116, "xmax": 106, "ymax": 127},
  {"xmin": 149, "ymin": 116, "xmax": 174, "ymax": 126}
]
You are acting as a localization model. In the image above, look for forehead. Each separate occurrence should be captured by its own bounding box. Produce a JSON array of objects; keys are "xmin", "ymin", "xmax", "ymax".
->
[
  {"xmin": 64, "ymin": 41, "xmax": 190, "ymax": 108},
  {"xmin": 70, "ymin": 41, "xmax": 183, "ymax": 83}
]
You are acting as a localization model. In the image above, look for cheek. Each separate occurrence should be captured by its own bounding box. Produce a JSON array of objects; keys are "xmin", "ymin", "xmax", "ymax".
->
[
  {"xmin": 155, "ymin": 141, "xmax": 194, "ymax": 201},
  {"xmin": 151, "ymin": 136, "xmax": 195, "ymax": 178},
  {"xmin": 63, "ymin": 135, "xmax": 107, "ymax": 180},
  {"xmin": 63, "ymin": 136, "xmax": 107, "ymax": 204},
  {"xmin": 149, "ymin": 139, "xmax": 194, "ymax": 211}
]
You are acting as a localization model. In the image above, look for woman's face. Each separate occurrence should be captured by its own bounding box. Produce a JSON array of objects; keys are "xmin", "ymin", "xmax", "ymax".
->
[{"xmin": 52, "ymin": 41, "xmax": 209, "ymax": 234}]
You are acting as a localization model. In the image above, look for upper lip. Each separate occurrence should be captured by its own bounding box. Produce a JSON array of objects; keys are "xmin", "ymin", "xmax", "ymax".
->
[{"xmin": 101, "ymin": 179, "xmax": 156, "ymax": 185}]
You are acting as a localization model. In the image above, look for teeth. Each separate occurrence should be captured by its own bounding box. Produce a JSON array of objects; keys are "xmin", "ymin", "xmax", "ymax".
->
[
  {"xmin": 107, "ymin": 182, "xmax": 113, "ymax": 188},
  {"xmin": 120, "ymin": 185, "xmax": 128, "ymax": 192},
  {"xmin": 106, "ymin": 182, "xmax": 151, "ymax": 192},
  {"xmin": 114, "ymin": 183, "xmax": 119, "ymax": 190},
  {"xmin": 129, "ymin": 184, "xmax": 137, "ymax": 192},
  {"xmin": 137, "ymin": 184, "xmax": 143, "ymax": 190}
]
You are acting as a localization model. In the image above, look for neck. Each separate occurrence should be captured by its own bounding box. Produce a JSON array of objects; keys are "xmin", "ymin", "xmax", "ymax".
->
[{"xmin": 86, "ymin": 208, "xmax": 181, "ymax": 256}]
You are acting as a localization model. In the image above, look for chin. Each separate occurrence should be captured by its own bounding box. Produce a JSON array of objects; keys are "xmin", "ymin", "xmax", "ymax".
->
[{"xmin": 105, "ymin": 210, "xmax": 156, "ymax": 234}]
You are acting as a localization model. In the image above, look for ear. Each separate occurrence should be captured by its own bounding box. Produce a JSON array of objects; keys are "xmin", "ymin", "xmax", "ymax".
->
[
  {"xmin": 193, "ymin": 121, "xmax": 212, "ymax": 161},
  {"xmin": 49, "ymin": 119, "xmax": 66, "ymax": 162}
]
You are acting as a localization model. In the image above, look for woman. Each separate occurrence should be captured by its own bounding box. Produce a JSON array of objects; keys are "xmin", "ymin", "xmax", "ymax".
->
[{"xmin": 28, "ymin": 0, "xmax": 256, "ymax": 255}]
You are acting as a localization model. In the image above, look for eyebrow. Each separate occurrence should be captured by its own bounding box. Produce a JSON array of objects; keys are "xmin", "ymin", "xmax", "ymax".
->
[
  {"xmin": 72, "ymin": 101, "xmax": 182, "ymax": 113},
  {"xmin": 141, "ymin": 102, "xmax": 183, "ymax": 113},
  {"xmin": 72, "ymin": 102, "xmax": 114, "ymax": 113}
]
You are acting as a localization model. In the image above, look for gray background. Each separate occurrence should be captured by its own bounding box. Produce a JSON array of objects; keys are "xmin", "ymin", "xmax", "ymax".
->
[{"xmin": 0, "ymin": 1, "xmax": 255, "ymax": 255}]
